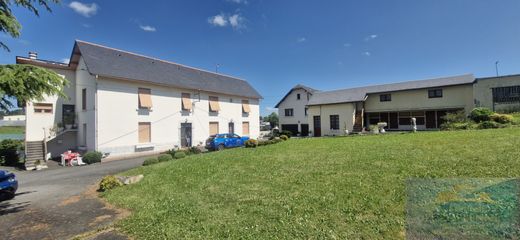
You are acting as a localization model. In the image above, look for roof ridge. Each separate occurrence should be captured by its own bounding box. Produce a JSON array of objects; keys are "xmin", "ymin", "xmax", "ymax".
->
[
  {"xmin": 315, "ymin": 73, "xmax": 475, "ymax": 94},
  {"xmin": 75, "ymin": 39, "xmax": 248, "ymax": 82}
]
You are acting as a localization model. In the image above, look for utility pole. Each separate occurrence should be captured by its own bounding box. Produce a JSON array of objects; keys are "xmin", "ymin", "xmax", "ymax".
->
[{"xmin": 495, "ymin": 61, "xmax": 500, "ymax": 77}]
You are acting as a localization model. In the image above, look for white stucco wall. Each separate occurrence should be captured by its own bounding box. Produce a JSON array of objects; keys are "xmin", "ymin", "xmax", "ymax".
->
[
  {"xmin": 277, "ymin": 88, "xmax": 311, "ymax": 131},
  {"xmin": 307, "ymin": 103, "xmax": 356, "ymax": 136},
  {"xmin": 364, "ymin": 84, "xmax": 475, "ymax": 113},
  {"xmin": 96, "ymin": 77, "xmax": 260, "ymax": 156},
  {"xmin": 75, "ymin": 57, "xmax": 97, "ymax": 151},
  {"xmin": 25, "ymin": 68, "xmax": 76, "ymax": 141},
  {"xmin": 474, "ymin": 75, "xmax": 520, "ymax": 112}
]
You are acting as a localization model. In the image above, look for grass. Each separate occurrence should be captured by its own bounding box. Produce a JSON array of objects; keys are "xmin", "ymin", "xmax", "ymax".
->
[
  {"xmin": 0, "ymin": 126, "xmax": 24, "ymax": 134},
  {"xmin": 103, "ymin": 128, "xmax": 520, "ymax": 239}
]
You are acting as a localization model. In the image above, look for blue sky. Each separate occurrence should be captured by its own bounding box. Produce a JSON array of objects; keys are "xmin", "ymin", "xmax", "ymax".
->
[{"xmin": 2, "ymin": 0, "xmax": 520, "ymax": 115}]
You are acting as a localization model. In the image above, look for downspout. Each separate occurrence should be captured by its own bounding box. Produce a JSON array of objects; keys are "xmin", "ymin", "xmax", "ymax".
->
[{"xmin": 95, "ymin": 74, "xmax": 99, "ymax": 152}]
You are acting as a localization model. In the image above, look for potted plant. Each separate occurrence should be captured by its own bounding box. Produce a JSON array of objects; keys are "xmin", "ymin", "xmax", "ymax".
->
[
  {"xmin": 369, "ymin": 125, "xmax": 379, "ymax": 134},
  {"xmin": 64, "ymin": 114, "xmax": 74, "ymax": 129}
]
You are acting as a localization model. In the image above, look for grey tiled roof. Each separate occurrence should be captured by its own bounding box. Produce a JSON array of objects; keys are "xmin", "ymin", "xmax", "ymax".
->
[
  {"xmin": 307, "ymin": 74, "xmax": 475, "ymax": 105},
  {"xmin": 75, "ymin": 40, "xmax": 262, "ymax": 99},
  {"xmin": 274, "ymin": 84, "xmax": 319, "ymax": 108}
]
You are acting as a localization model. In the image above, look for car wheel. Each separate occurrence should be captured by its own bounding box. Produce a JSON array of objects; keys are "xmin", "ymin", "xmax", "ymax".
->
[
  {"xmin": 217, "ymin": 144, "xmax": 225, "ymax": 151},
  {"xmin": 0, "ymin": 190, "xmax": 15, "ymax": 201}
]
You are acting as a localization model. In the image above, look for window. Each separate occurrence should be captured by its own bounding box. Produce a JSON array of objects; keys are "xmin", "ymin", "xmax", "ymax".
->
[
  {"xmin": 209, "ymin": 96, "xmax": 220, "ymax": 112},
  {"xmin": 305, "ymin": 107, "xmax": 308, "ymax": 116},
  {"xmin": 297, "ymin": 93, "xmax": 301, "ymax": 100},
  {"xmin": 209, "ymin": 122, "xmax": 219, "ymax": 135},
  {"xmin": 242, "ymin": 100, "xmax": 250, "ymax": 113},
  {"xmin": 34, "ymin": 103, "xmax": 53, "ymax": 113},
  {"xmin": 284, "ymin": 108, "xmax": 294, "ymax": 116},
  {"xmin": 181, "ymin": 93, "xmax": 192, "ymax": 111},
  {"xmin": 380, "ymin": 94, "xmax": 391, "ymax": 102},
  {"xmin": 492, "ymin": 85, "xmax": 520, "ymax": 103},
  {"xmin": 138, "ymin": 88, "xmax": 153, "ymax": 109},
  {"xmin": 242, "ymin": 122, "xmax": 250, "ymax": 136},
  {"xmin": 82, "ymin": 88, "xmax": 86, "ymax": 110},
  {"xmin": 428, "ymin": 89, "xmax": 443, "ymax": 98},
  {"xmin": 138, "ymin": 122, "xmax": 151, "ymax": 143},
  {"xmin": 330, "ymin": 115, "xmax": 340, "ymax": 130}
]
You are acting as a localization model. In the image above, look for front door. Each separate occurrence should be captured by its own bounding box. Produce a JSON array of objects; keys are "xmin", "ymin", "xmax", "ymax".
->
[
  {"xmin": 301, "ymin": 124, "xmax": 309, "ymax": 136},
  {"xmin": 180, "ymin": 123, "xmax": 192, "ymax": 147},
  {"xmin": 228, "ymin": 122, "xmax": 234, "ymax": 134},
  {"xmin": 313, "ymin": 116, "xmax": 321, "ymax": 137},
  {"xmin": 426, "ymin": 111, "xmax": 436, "ymax": 129},
  {"xmin": 389, "ymin": 112, "xmax": 398, "ymax": 129}
]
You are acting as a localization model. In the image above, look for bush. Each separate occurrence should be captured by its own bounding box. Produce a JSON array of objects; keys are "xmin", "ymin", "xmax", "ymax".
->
[
  {"xmin": 442, "ymin": 110, "xmax": 467, "ymax": 124},
  {"xmin": 142, "ymin": 157, "xmax": 159, "ymax": 166},
  {"xmin": 280, "ymin": 135, "xmax": 289, "ymax": 141},
  {"xmin": 188, "ymin": 147, "xmax": 202, "ymax": 155},
  {"xmin": 470, "ymin": 108, "xmax": 494, "ymax": 123},
  {"xmin": 0, "ymin": 139, "xmax": 23, "ymax": 166},
  {"xmin": 280, "ymin": 130, "xmax": 293, "ymax": 138},
  {"xmin": 158, "ymin": 154, "xmax": 173, "ymax": 162},
  {"xmin": 490, "ymin": 113, "xmax": 514, "ymax": 124},
  {"xmin": 166, "ymin": 149, "xmax": 176, "ymax": 158},
  {"xmin": 83, "ymin": 151, "xmax": 103, "ymax": 164},
  {"xmin": 478, "ymin": 121, "xmax": 500, "ymax": 129},
  {"xmin": 99, "ymin": 175, "xmax": 123, "ymax": 192},
  {"xmin": 174, "ymin": 151, "xmax": 186, "ymax": 159},
  {"xmin": 245, "ymin": 139, "xmax": 258, "ymax": 148},
  {"xmin": 441, "ymin": 122, "xmax": 476, "ymax": 130}
]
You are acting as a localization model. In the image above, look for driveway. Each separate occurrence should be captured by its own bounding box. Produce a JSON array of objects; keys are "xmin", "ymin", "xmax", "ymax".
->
[{"xmin": 0, "ymin": 157, "xmax": 146, "ymax": 240}]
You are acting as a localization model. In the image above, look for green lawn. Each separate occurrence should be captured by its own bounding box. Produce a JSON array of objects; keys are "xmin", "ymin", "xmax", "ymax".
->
[
  {"xmin": 103, "ymin": 128, "xmax": 520, "ymax": 239},
  {"xmin": 0, "ymin": 126, "xmax": 24, "ymax": 134}
]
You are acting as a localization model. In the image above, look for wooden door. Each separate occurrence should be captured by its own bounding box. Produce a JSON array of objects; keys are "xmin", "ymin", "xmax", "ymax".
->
[{"xmin": 313, "ymin": 116, "xmax": 321, "ymax": 136}]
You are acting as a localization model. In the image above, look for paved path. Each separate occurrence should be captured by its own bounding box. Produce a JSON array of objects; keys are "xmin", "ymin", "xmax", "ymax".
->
[{"xmin": 0, "ymin": 157, "xmax": 146, "ymax": 240}]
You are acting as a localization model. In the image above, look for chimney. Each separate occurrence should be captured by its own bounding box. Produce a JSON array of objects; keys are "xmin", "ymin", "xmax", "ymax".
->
[{"xmin": 28, "ymin": 52, "xmax": 38, "ymax": 60}]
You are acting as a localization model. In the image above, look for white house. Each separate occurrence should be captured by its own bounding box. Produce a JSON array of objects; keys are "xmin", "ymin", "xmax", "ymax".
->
[
  {"xmin": 274, "ymin": 84, "xmax": 317, "ymax": 136},
  {"xmin": 17, "ymin": 40, "xmax": 262, "ymax": 168},
  {"xmin": 276, "ymin": 74, "xmax": 520, "ymax": 136}
]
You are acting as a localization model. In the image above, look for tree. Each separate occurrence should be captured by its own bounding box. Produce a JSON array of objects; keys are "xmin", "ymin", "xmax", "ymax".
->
[
  {"xmin": 0, "ymin": 0, "xmax": 67, "ymax": 111},
  {"xmin": 263, "ymin": 112, "xmax": 279, "ymax": 128},
  {"xmin": 1, "ymin": 0, "xmax": 60, "ymax": 52}
]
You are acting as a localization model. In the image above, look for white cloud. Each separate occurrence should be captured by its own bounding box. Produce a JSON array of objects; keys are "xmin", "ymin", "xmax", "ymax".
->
[
  {"xmin": 68, "ymin": 1, "xmax": 98, "ymax": 17},
  {"xmin": 363, "ymin": 51, "xmax": 371, "ymax": 56},
  {"xmin": 343, "ymin": 43, "xmax": 351, "ymax": 47},
  {"xmin": 297, "ymin": 37, "xmax": 307, "ymax": 43},
  {"xmin": 139, "ymin": 25, "xmax": 157, "ymax": 32},
  {"xmin": 265, "ymin": 106, "xmax": 277, "ymax": 113},
  {"xmin": 364, "ymin": 34, "xmax": 378, "ymax": 41},
  {"xmin": 82, "ymin": 23, "xmax": 91, "ymax": 28},
  {"xmin": 208, "ymin": 14, "xmax": 228, "ymax": 27},
  {"xmin": 227, "ymin": 0, "xmax": 248, "ymax": 3},
  {"xmin": 61, "ymin": 58, "xmax": 70, "ymax": 64},
  {"xmin": 208, "ymin": 13, "xmax": 246, "ymax": 30}
]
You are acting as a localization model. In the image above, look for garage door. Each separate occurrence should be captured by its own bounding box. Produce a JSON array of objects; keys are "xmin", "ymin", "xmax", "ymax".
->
[{"xmin": 281, "ymin": 124, "xmax": 298, "ymax": 136}]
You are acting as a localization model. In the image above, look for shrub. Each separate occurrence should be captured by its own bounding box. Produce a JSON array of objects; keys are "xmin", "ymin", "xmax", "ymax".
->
[
  {"xmin": 441, "ymin": 122, "xmax": 476, "ymax": 130},
  {"xmin": 99, "ymin": 175, "xmax": 123, "ymax": 192},
  {"xmin": 166, "ymin": 149, "xmax": 176, "ymax": 158},
  {"xmin": 280, "ymin": 135, "xmax": 289, "ymax": 141},
  {"xmin": 158, "ymin": 154, "xmax": 173, "ymax": 162},
  {"xmin": 280, "ymin": 130, "xmax": 292, "ymax": 138},
  {"xmin": 142, "ymin": 157, "xmax": 159, "ymax": 166},
  {"xmin": 83, "ymin": 151, "xmax": 103, "ymax": 164},
  {"xmin": 188, "ymin": 147, "xmax": 202, "ymax": 155},
  {"xmin": 0, "ymin": 139, "xmax": 23, "ymax": 166},
  {"xmin": 245, "ymin": 139, "xmax": 258, "ymax": 148},
  {"xmin": 490, "ymin": 113, "xmax": 514, "ymax": 124},
  {"xmin": 442, "ymin": 110, "xmax": 467, "ymax": 124},
  {"xmin": 478, "ymin": 121, "xmax": 500, "ymax": 129},
  {"xmin": 470, "ymin": 108, "xmax": 494, "ymax": 123},
  {"xmin": 174, "ymin": 151, "xmax": 186, "ymax": 159}
]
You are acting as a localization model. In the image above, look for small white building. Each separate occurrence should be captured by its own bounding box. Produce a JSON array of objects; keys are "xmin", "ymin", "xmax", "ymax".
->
[
  {"xmin": 275, "ymin": 84, "xmax": 317, "ymax": 136},
  {"xmin": 17, "ymin": 40, "xmax": 262, "ymax": 167}
]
